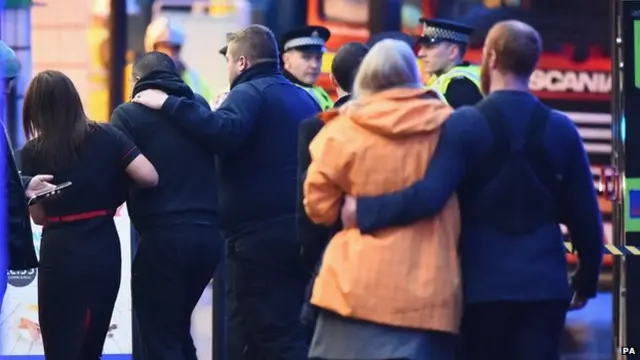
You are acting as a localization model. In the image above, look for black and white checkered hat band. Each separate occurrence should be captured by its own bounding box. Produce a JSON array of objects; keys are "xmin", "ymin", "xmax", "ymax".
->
[
  {"xmin": 284, "ymin": 37, "xmax": 326, "ymax": 51},
  {"xmin": 422, "ymin": 25, "xmax": 469, "ymax": 43}
]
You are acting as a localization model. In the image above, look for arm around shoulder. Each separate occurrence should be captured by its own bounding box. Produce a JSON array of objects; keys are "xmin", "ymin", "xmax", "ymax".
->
[
  {"xmin": 356, "ymin": 108, "xmax": 475, "ymax": 233},
  {"xmin": 161, "ymin": 84, "xmax": 260, "ymax": 153}
]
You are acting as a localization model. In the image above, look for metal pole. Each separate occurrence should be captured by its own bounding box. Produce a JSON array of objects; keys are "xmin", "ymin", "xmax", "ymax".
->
[
  {"xmin": 617, "ymin": 2, "xmax": 640, "ymax": 356},
  {"xmin": 109, "ymin": 0, "xmax": 127, "ymax": 114},
  {"xmin": 611, "ymin": 0, "xmax": 625, "ymax": 358},
  {"xmin": 107, "ymin": 0, "xmax": 133, "ymax": 358}
]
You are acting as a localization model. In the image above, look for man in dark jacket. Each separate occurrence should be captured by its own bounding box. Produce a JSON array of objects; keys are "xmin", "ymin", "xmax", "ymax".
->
[
  {"xmin": 297, "ymin": 42, "xmax": 369, "ymax": 275},
  {"xmin": 111, "ymin": 52, "xmax": 222, "ymax": 360},
  {"xmin": 341, "ymin": 21, "xmax": 603, "ymax": 360},
  {"xmin": 132, "ymin": 25, "xmax": 320, "ymax": 360}
]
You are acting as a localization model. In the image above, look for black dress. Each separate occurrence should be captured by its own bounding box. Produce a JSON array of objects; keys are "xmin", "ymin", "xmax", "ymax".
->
[{"xmin": 20, "ymin": 123, "xmax": 140, "ymax": 360}]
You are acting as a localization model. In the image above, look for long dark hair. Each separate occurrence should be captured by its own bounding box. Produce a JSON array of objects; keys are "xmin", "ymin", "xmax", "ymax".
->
[{"xmin": 22, "ymin": 70, "xmax": 90, "ymax": 169}]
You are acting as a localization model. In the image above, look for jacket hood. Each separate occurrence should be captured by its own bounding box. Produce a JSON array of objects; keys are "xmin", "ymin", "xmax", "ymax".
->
[
  {"xmin": 132, "ymin": 69, "xmax": 194, "ymax": 100},
  {"xmin": 322, "ymin": 88, "xmax": 451, "ymax": 137}
]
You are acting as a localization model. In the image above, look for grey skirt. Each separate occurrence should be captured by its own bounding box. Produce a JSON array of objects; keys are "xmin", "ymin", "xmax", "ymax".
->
[{"xmin": 308, "ymin": 310, "xmax": 456, "ymax": 360}]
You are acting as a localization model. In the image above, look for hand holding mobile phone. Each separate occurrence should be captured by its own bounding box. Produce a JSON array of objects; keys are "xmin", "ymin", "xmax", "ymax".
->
[{"xmin": 28, "ymin": 181, "xmax": 72, "ymax": 206}]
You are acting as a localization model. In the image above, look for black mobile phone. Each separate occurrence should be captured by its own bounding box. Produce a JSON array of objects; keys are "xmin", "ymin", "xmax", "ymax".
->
[{"xmin": 28, "ymin": 181, "xmax": 72, "ymax": 206}]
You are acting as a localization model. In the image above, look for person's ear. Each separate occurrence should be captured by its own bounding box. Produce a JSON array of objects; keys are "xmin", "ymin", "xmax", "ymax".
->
[
  {"xmin": 488, "ymin": 49, "xmax": 497, "ymax": 69},
  {"xmin": 282, "ymin": 52, "xmax": 291, "ymax": 69},
  {"xmin": 239, "ymin": 56, "xmax": 249, "ymax": 70}
]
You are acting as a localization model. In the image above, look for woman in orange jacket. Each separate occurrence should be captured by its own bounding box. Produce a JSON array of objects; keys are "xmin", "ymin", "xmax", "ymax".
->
[{"xmin": 303, "ymin": 39, "xmax": 462, "ymax": 360}]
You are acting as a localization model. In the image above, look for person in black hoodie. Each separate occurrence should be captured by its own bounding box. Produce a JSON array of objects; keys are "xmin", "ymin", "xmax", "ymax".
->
[
  {"xmin": 111, "ymin": 52, "xmax": 223, "ymax": 360},
  {"xmin": 132, "ymin": 26, "xmax": 320, "ymax": 360}
]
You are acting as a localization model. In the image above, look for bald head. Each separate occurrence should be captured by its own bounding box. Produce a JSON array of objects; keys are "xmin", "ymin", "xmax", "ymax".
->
[{"xmin": 485, "ymin": 20, "xmax": 541, "ymax": 77}]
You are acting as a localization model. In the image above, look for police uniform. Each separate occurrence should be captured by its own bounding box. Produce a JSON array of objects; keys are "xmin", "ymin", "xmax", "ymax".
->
[
  {"xmin": 280, "ymin": 26, "xmax": 334, "ymax": 111},
  {"xmin": 419, "ymin": 18, "xmax": 483, "ymax": 108}
]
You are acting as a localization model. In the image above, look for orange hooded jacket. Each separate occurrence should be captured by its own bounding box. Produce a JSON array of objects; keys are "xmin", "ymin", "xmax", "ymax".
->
[{"xmin": 304, "ymin": 87, "xmax": 462, "ymax": 333}]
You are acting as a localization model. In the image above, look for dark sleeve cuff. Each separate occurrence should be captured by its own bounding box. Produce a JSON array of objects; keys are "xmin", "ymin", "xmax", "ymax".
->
[
  {"xmin": 161, "ymin": 95, "xmax": 181, "ymax": 116},
  {"xmin": 121, "ymin": 146, "xmax": 141, "ymax": 167}
]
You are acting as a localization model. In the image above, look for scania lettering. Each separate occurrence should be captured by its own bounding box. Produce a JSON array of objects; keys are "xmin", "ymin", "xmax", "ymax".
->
[{"xmin": 530, "ymin": 70, "xmax": 611, "ymax": 93}]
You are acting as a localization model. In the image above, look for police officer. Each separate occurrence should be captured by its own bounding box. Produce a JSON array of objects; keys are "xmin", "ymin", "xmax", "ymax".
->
[
  {"xmin": 280, "ymin": 26, "xmax": 333, "ymax": 111},
  {"xmin": 142, "ymin": 17, "xmax": 212, "ymax": 100},
  {"xmin": 418, "ymin": 18, "xmax": 483, "ymax": 108}
]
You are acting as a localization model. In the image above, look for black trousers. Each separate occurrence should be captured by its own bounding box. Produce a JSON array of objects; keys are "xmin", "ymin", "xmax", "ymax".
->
[
  {"xmin": 132, "ymin": 223, "xmax": 223, "ymax": 360},
  {"xmin": 226, "ymin": 250, "xmax": 264, "ymax": 360},
  {"xmin": 226, "ymin": 219, "xmax": 309, "ymax": 360},
  {"xmin": 459, "ymin": 300, "xmax": 569, "ymax": 360},
  {"xmin": 39, "ymin": 225, "xmax": 121, "ymax": 360}
]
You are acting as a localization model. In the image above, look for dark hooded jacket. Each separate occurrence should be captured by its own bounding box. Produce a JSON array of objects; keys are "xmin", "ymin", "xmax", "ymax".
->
[
  {"xmin": 110, "ymin": 70, "xmax": 218, "ymax": 232},
  {"xmin": 3, "ymin": 123, "xmax": 39, "ymax": 271},
  {"xmin": 297, "ymin": 94, "xmax": 350, "ymax": 274}
]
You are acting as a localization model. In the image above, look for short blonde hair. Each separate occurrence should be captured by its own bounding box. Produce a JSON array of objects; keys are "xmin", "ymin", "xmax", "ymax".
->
[{"xmin": 352, "ymin": 39, "xmax": 422, "ymax": 98}]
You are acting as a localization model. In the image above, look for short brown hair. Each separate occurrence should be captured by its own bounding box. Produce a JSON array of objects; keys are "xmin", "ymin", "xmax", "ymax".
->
[
  {"xmin": 227, "ymin": 25, "xmax": 279, "ymax": 63},
  {"xmin": 489, "ymin": 20, "xmax": 542, "ymax": 77}
]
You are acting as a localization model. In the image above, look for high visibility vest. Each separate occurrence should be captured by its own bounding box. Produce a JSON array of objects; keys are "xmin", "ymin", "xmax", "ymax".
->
[
  {"xmin": 425, "ymin": 74, "xmax": 437, "ymax": 89},
  {"xmin": 296, "ymin": 84, "xmax": 334, "ymax": 111},
  {"xmin": 429, "ymin": 65, "xmax": 482, "ymax": 105}
]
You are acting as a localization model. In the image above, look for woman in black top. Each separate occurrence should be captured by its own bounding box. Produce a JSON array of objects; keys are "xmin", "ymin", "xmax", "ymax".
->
[{"xmin": 20, "ymin": 70, "xmax": 158, "ymax": 359}]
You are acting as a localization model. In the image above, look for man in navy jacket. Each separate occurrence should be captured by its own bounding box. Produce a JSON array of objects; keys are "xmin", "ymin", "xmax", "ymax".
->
[
  {"xmin": 341, "ymin": 21, "xmax": 603, "ymax": 360},
  {"xmin": 133, "ymin": 25, "xmax": 320, "ymax": 360}
]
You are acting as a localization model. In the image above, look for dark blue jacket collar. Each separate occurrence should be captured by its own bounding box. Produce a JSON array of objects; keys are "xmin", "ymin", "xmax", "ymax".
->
[{"xmin": 231, "ymin": 60, "xmax": 281, "ymax": 89}]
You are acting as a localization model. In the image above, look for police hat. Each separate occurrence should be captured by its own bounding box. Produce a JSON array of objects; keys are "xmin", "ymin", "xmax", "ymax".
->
[
  {"xmin": 418, "ymin": 18, "xmax": 473, "ymax": 45},
  {"xmin": 0, "ymin": 41, "xmax": 21, "ymax": 79},
  {"xmin": 367, "ymin": 31, "xmax": 415, "ymax": 49},
  {"xmin": 280, "ymin": 26, "xmax": 331, "ymax": 53}
]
